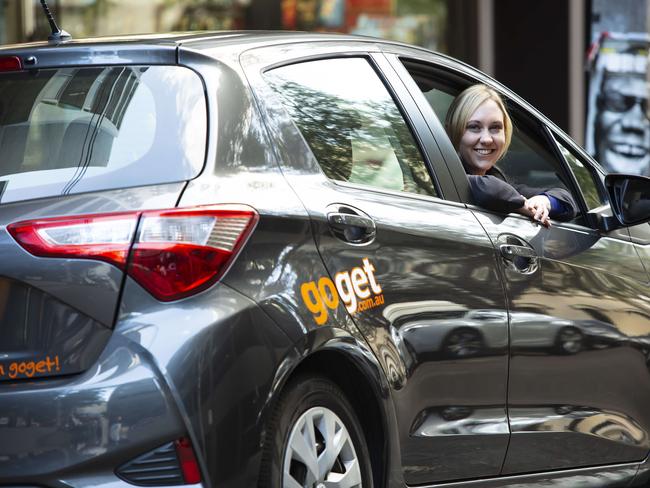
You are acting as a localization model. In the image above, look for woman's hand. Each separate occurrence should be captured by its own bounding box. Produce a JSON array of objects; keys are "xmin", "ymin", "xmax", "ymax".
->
[{"xmin": 518, "ymin": 195, "xmax": 552, "ymax": 227}]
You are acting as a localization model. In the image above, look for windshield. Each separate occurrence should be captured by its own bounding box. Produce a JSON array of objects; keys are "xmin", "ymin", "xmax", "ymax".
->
[{"xmin": 0, "ymin": 65, "xmax": 206, "ymax": 203}]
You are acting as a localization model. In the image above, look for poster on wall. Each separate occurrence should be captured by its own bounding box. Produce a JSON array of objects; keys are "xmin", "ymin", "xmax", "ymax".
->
[{"xmin": 587, "ymin": 0, "xmax": 650, "ymax": 176}]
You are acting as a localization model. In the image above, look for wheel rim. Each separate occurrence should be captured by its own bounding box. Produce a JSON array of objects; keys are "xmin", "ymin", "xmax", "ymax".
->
[
  {"xmin": 446, "ymin": 330, "xmax": 482, "ymax": 357},
  {"xmin": 560, "ymin": 329, "xmax": 582, "ymax": 353},
  {"xmin": 283, "ymin": 406, "xmax": 362, "ymax": 488}
]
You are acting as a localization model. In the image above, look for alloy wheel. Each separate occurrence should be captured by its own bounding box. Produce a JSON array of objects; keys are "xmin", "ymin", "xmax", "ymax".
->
[{"xmin": 283, "ymin": 406, "xmax": 362, "ymax": 488}]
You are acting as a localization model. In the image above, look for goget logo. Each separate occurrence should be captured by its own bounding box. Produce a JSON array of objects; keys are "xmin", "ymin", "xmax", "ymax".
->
[{"xmin": 300, "ymin": 258, "xmax": 384, "ymax": 325}]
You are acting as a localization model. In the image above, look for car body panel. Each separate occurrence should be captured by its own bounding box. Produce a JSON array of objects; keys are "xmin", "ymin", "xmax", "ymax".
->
[
  {"xmin": 116, "ymin": 280, "xmax": 295, "ymax": 488},
  {"xmin": 241, "ymin": 41, "xmax": 511, "ymax": 484},
  {"xmin": 482, "ymin": 216, "xmax": 650, "ymax": 473}
]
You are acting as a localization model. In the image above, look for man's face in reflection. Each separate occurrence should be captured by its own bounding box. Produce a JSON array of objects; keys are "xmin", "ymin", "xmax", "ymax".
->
[{"xmin": 596, "ymin": 73, "xmax": 650, "ymax": 175}]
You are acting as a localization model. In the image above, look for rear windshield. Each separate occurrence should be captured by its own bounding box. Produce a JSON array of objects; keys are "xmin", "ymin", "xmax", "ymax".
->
[{"xmin": 0, "ymin": 65, "xmax": 206, "ymax": 203}]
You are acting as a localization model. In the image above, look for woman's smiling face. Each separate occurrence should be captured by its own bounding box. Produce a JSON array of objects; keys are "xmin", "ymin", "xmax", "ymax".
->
[{"xmin": 459, "ymin": 99, "xmax": 506, "ymax": 175}]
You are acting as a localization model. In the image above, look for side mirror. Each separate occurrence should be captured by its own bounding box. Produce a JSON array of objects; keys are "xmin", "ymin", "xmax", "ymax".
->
[{"xmin": 605, "ymin": 174, "xmax": 650, "ymax": 227}]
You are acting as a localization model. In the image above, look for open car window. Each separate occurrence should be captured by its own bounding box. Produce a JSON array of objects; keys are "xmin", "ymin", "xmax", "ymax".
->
[{"xmin": 401, "ymin": 58, "xmax": 596, "ymax": 225}]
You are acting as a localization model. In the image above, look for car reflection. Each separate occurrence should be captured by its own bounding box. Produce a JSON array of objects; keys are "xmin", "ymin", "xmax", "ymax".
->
[
  {"xmin": 409, "ymin": 403, "xmax": 648, "ymax": 449},
  {"xmin": 510, "ymin": 405, "xmax": 648, "ymax": 448},
  {"xmin": 388, "ymin": 302, "xmax": 635, "ymax": 364},
  {"xmin": 510, "ymin": 314, "xmax": 629, "ymax": 355},
  {"xmin": 410, "ymin": 405, "xmax": 508, "ymax": 437},
  {"xmin": 396, "ymin": 308, "xmax": 506, "ymax": 361}
]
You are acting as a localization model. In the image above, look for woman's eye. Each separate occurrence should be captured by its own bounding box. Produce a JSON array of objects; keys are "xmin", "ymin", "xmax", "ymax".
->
[
  {"xmin": 467, "ymin": 124, "xmax": 481, "ymax": 132},
  {"xmin": 489, "ymin": 125, "xmax": 503, "ymax": 133}
]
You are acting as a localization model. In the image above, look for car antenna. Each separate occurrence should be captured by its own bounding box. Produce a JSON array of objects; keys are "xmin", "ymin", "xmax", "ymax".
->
[{"xmin": 40, "ymin": 0, "xmax": 72, "ymax": 43}]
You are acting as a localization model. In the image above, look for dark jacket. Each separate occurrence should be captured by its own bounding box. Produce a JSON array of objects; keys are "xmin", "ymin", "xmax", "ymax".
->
[{"xmin": 467, "ymin": 167, "xmax": 578, "ymax": 220}]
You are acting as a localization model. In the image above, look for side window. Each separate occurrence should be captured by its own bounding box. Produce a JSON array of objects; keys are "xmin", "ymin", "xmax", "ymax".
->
[
  {"xmin": 402, "ymin": 59, "xmax": 589, "ymax": 222},
  {"xmin": 496, "ymin": 113, "xmax": 571, "ymax": 194},
  {"xmin": 553, "ymin": 138, "xmax": 608, "ymax": 211},
  {"xmin": 264, "ymin": 58, "xmax": 438, "ymax": 197}
]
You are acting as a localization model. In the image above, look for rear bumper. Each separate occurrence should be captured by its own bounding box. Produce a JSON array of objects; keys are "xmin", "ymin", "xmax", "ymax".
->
[
  {"xmin": 0, "ymin": 330, "xmax": 188, "ymax": 486},
  {"xmin": 0, "ymin": 281, "xmax": 294, "ymax": 488}
]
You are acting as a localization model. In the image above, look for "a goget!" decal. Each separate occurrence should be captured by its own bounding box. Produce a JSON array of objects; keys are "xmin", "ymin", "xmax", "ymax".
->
[
  {"xmin": 0, "ymin": 355, "xmax": 61, "ymax": 380},
  {"xmin": 300, "ymin": 258, "xmax": 384, "ymax": 325}
]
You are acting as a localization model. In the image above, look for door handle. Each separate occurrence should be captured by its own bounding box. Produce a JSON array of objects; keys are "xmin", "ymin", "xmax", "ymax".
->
[
  {"xmin": 326, "ymin": 205, "xmax": 376, "ymax": 244},
  {"xmin": 499, "ymin": 244, "xmax": 537, "ymax": 259},
  {"xmin": 328, "ymin": 212, "xmax": 374, "ymax": 229},
  {"xmin": 497, "ymin": 234, "xmax": 539, "ymax": 274}
]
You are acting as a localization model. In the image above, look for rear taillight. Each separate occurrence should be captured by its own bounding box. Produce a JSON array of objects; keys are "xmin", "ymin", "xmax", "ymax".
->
[
  {"xmin": 7, "ymin": 213, "xmax": 138, "ymax": 269},
  {"xmin": 7, "ymin": 205, "xmax": 258, "ymax": 301},
  {"xmin": 129, "ymin": 206, "xmax": 258, "ymax": 301},
  {"xmin": 0, "ymin": 56, "xmax": 22, "ymax": 72}
]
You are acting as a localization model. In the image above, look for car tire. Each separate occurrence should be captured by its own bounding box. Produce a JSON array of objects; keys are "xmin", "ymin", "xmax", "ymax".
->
[
  {"xmin": 555, "ymin": 326, "xmax": 583, "ymax": 355},
  {"xmin": 442, "ymin": 327, "xmax": 485, "ymax": 358},
  {"xmin": 259, "ymin": 375, "xmax": 373, "ymax": 488}
]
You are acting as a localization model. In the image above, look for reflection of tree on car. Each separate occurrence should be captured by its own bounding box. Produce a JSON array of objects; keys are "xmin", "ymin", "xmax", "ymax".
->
[{"xmin": 268, "ymin": 78, "xmax": 435, "ymax": 194}]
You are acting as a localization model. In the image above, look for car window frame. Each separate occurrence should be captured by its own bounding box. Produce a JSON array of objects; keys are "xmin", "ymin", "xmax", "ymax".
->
[
  {"xmin": 0, "ymin": 63, "xmax": 209, "ymax": 203},
  {"xmin": 380, "ymin": 48, "xmax": 622, "ymax": 233},
  {"xmin": 262, "ymin": 56, "xmax": 440, "ymax": 199},
  {"xmin": 240, "ymin": 42, "xmax": 463, "ymax": 206}
]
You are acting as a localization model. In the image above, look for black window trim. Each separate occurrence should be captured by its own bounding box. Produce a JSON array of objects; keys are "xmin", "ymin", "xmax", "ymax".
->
[{"xmin": 545, "ymin": 126, "xmax": 611, "ymax": 214}]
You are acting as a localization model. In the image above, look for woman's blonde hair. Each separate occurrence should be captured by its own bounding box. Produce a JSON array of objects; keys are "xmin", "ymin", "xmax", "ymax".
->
[{"xmin": 445, "ymin": 84, "xmax": 513, "ymax": 161}]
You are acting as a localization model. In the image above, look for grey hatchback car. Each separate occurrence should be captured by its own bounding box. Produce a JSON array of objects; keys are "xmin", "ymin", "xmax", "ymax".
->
[{"xmin": 0, "ymin": 31, "xmax": 650, "ymax": 488}]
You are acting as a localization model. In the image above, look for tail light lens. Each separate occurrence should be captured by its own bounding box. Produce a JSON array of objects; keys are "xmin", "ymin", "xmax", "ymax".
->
[
  {"xmin": 0, "ymin": 56, "xmax": 22, "ymax": 72},
  {"xmin": 129, "ymin": 206, "xmax": 258, "ymax": 301},
  {"xmin": 7, "ymin": 213, "xmax": 138, "ymax": 269},
  {"xmin": 8, "ymin": 205, "xmax": 258, "ymax": 301}
]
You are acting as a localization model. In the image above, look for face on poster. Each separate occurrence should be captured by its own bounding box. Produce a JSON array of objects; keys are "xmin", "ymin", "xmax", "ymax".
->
[{"xmin": 587, "ymin": 33, "xmax": 650, "ymax": 176}]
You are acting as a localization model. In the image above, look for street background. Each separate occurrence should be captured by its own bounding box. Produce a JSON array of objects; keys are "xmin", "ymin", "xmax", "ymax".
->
[{"xmin": 1, "ymin": 0, "xmax": 650, "ymax": 174}]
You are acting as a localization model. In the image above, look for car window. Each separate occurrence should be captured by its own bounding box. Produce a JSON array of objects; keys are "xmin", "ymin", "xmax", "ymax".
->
[
  {"xmin": 0, "ymin": 65, "xmax": 206, "ymax": 203},
  {"xmin": 401, "ymin": 59, "xmax": 586, "ymax": 222},
  {"xmin": 264, "ymin": 57, "xmax": 438, "ymax": 197},
  {"xmin": 497, "ymin": 112, "xmax": 571, "ymax": 195},
  {"xmin": 553, "ymin": 137, "xmax": 608, "ymax": 211}
]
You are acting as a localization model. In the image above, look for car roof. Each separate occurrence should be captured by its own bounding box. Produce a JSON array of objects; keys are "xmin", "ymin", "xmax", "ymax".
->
[
  {"xmin": 0, "ymin": 30, "xmax": 442, "ymax": 71},
  {"xmin": 0, "ymin": 30, "xmax": 388, "ymax": 52}
]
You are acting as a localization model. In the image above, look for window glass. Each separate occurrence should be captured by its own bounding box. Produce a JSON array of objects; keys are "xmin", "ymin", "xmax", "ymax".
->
[
  {"xmin": 0, "ymin": 66, "xmax": 206, "ymax": 203},
  {"xmin": 497, "ymin": 116, "xmax": 571, "ymax": 194},
  {"xmin": 265, "ymin": 58, "xmax": 438, "ymax": 197},
  {"xmin": 555, "ymin": 141, "xmax": 608, "ymax": 211}
]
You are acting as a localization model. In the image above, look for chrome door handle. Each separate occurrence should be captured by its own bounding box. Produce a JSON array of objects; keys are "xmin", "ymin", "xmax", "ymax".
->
[
  {"xmin": 497, "ymin": 234, "xmax": 539, "ymax": 274},
  {"xmin": 327, "ymin": 212, "xmax": 374, "ymax": 229},
  {"xmin": 326, "ymin": 204, "xmax": 376, "ymax": 244},
  {"xmin": 499, "ymin": 244, "xmax": 537, "ymax": 259}
]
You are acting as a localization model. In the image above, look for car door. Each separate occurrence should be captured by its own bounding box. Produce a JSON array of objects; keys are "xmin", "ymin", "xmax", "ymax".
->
[
  {"xmin": 242, "ymin": 44, "xmax": 510, "ymax": 485},
  {"xmin": 386, "ymin": 49, "xmax": 650, "ymax": 474}
]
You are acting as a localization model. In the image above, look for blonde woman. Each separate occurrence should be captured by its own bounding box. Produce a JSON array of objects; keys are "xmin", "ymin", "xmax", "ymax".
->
[{"xmin": 445, "ymin": 84, "xmax": 577, "ymax": 227}]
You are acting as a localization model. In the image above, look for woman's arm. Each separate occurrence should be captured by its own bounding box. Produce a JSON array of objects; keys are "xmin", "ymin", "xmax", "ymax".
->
[
  {"xmin": 466, "ymin": 174, "xmax": 526, "ymax": 213},
  {"xmin": 515, "ymin": 184, "xmax": 579, "ymax": 221},
  {"xmin": 467, "ymin": 175, "xmax": 555, "ymax": 227}
]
